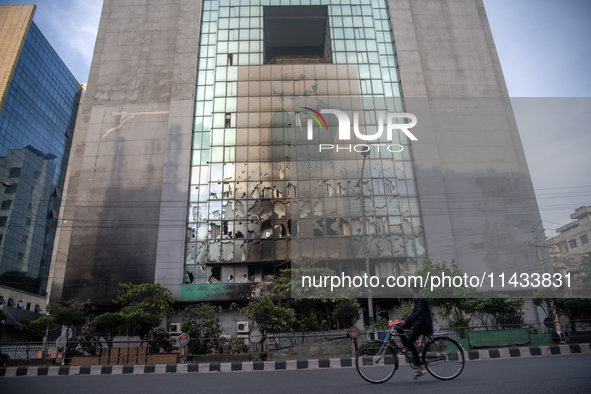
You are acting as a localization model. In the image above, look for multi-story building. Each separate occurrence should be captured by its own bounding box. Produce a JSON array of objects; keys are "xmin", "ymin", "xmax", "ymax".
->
[
  {"xmin": 547, "ymin": 206, "xmax": 591, "ymax": 295},
  {"xmin": 50, "ymin": 0, "xmax": 551, "ymax": 324},
  {"xmin": 0, "ymin": 5, "xmax": 81, "ymax": 328}
]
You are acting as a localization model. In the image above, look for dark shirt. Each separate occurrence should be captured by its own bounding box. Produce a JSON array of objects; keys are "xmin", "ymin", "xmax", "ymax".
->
[{"xmin": 404, "ymin": 294, "xmax": 433, "ymax": 331}]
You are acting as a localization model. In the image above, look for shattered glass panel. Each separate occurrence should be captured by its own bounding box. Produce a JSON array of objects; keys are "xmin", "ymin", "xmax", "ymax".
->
[
  {"xmin": 274, "ymin": 201, "xmax": 286, "ymax": 218},
  {"xmin": 375, "ymin": 197, "xmax": 387, "ymax": 216},
  {"xmin": 389, "ymin": 216, "xmax": 402, "ymax": 234},
  {"xmin": 222, "ymin": 200, "xmax": 234, "ymax": 219},
  {"xmin": 262, "ymin": 182, "xmax": 273, "ymax": 198},
  {"xmin": 234, "ymin": 221, "xmax": 247, "ymax": 239},
  {"xmin": 313, "ymin": 199, "xmax": 324, "ymax": 216},
  {"xmin": 209, "ymin": 241, "xmax": 221, "ymax": 261},
  {"xmin": 391, "ymin": 236, "xmax": 405, "ymax": 256},
  {"xmin": 187, "ymin": 224, "xmax": 197, "ymax": 242},
  {"xmin": 324, "ymin": 180, "xmax": 335, "ymax": 197},
  {"xmin": 196, "ymin": 242, "xmax": 207, "ymax": 262},
  {"xmin": 261, "ymin": 220, "xmax": 273, "ymax": 239},
  {"xmin": 300, "ymin": 200, "xmax": 311, "ymax": 218},
  {"xmin": 313, "ymin": 219, "xmax": 325, "ymax": 237},
  {"xmin": 236, "ymin": 240, "xmax": 248, "ymax": 262},
  {"xmin": 186, "ymin": 243, "xmax": 196, "ymax": 264},
  {"xmin": 402, "ymin": 218, "xmax": 412, "ymax": 235},
  {"xmin": 350, "ymin": 218, "xmax": 363, "ymax": 235},
  {"xmin": 248, "ymin": 240, "xmax": 261, "ymax": 261},
  {"xmin": 287, "ymin": 182, "xmax": 297, "ymax": 197},
  {"xmin": 235, "ymin": 182, "xmax": 248, "ymax": 199},
  {"xmin": 209, "ymin": 201, "xmax": 222, "ymax": 219},
  {"xmin": 221, "ymin": 241, "xmax": 234, "ymax": 261},
  {"xmin": 249, "ymin": 183, "xmax": 260, "ymax": 198},
  {"xmin": 248, "ymin": 221, "xmax": 261, "ymax": 239},
  {"xmin": 387, "ymin": 196, "xmax": 400, "ymax": 215},
  {"xmin": 378, "ymin": 237, "xmax": 393, "ymax": 257},
  {"xmin": 223, "ymin": 163, "xmax": 235, "ymax": 181},
  {"xmin": 325, "ymin": 218, "xmax": 339, "ymax": 236},
  {"xmin": 384, "ymin": 178, "xmax": 396, "ymax": 195},
  {"xmin": 415, "ymin": 236, "xmax": 427, "ymax": 257},
  {"xmin": 235, "ymin": 200, "xmax": 246, "ymax": 218},
  {"xmin": 209, "ymin": 182, "xmax": 222, "ymax": 199},
  {"xmin": 209, "ymin": 222, "xmax": 221, "ymax": 239},
  {"xmin": 236, "ymin": 163, "xmax": 248, "ymax": 181},
  {"xmin": 352, "ymin": 238, "xmax": 365, "ymax": 258},
  {"xmin": 247, "ymin": 200, "xmax": 260, "ymax": 218},
  {"xmin": 405, "ymin": 236, "xmax": 416, "ymax": 257},
  {"xmin": 223, "ymin": 182, "xmax": 234, "ymax": 198},
  {"xmin": 261, "ymin": 200, "xmax": 273, "ymax": 221}
]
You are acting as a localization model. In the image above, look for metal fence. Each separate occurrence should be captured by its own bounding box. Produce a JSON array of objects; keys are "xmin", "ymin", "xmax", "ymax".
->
[{"xmin": 1, "ymin": 321, "xmax": 589, "ymax": 366}]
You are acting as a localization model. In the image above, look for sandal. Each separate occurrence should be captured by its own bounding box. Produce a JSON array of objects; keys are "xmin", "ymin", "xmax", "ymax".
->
[{"xmin": 414, "ymin": 371, "xmax": 426, "ymax": 380}]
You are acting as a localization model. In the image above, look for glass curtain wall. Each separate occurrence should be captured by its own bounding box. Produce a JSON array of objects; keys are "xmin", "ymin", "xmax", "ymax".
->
[{"xmin": 185, "ymin": 0, "xmax": 425, "ymax": 287}]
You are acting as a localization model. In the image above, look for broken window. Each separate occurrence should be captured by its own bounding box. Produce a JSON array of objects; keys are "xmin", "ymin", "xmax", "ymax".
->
[
  {"xmin": 234, "ymin": 221, "xmax": 247, "ymax": 239},
  {"xmin": 235, "ymin": 200, "xmax": 246, "ymax": 218},
  {"xmin": 248, "ymin": 200, "xmax": 260, "ymax": 218},
  {"xmin": 273, "ymin": 201, "xmax": 286, "ymax": 218},
  {"xmin": 261, "ymin": 220, "xmax": 273, "ymax": 239},
  {"xmin": 209, "ymin": 241, "xmax": 221, "ymax": 261},
  {"xmin": 288, "ymin": 219, "xmax": 298, "ymax": 236},
  {"xmin": 248, "ymin": 240, "xmax": 261, "ymax": 261},
  {"xmin": 326, "ymin": 218, "xmax": 338, "ymax": 236},
  {"xmin": 313, "ymin": 219, "xmax": 325, "ymax": 237},
  {"xmin": 196, "ymin": 243, "xmax": 207, "ymax": 262},
  {"xmin": 209, "ymin": 222, "xmax": 221, "ymax": 239},
  {"xmin": 286, "ymin": 183, "xmax": 297, "ymax": 197},
  {"xmin": 186, "ymin": 243, "xmax": 196, "ymax": 264},
  {"xmin": 261, "ymin": 200, "xmax": 273, "ymax": 221},
  {"xmin": 248, "ymin": 220, "xmax": 261, "ymax": 239},
  {"xmin": 222, "ymin": 200, "xmax": 234, "ymax": 219},
  {"xmin": 221, "ymin": 241, "xmax": 234, "ymax": 261},
  {"xmin": 339, "ymin": 218, "xmax": 351, "ymax": 236},
  {"xmin": 313, "ymin": 199, "xmax": 324, "ymax": 216},
  {"xmin": 299, "ymin": 200, "xmax": 311, "ymax": 218}
]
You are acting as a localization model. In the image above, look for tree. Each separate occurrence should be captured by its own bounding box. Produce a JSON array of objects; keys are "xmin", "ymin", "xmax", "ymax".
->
[
  {"xmin": 180, "ymin": 303, "xmax": 223, "ymax": 355},
  {"xmin": 124, "ymin": 311, "xmax": 161, "ymax": 340},
  {"xmin": 331, "ymin": 298, "xmax": 360, "ymax": 328},
  {"xmin": 251, "ymin": 297, "xmax": 296, "ymax": 334},
  {"xmin": 413, "ymin": 259, "xmax": 477, "ymax": 337},
  {"xmin": 89, "ymin": 313, "xmax": 126, "ymax": 348},
  {"xmin": 16, "ymin": 315, "xmax": 56, "ymax": 339},
  {"xmin": 470, "ymin": 293, "xmax": 525, "ymax": 329},
  {"xmin": 145, "ymin": 326, "xmax": 174, "ymax": 353},
  {"xmin": 114, "ymin": 283, "xmax": 174, "ymax": 318},
  {"xmin": 46, "ymin": 300, "xmax": 92, "ymax": 339}
]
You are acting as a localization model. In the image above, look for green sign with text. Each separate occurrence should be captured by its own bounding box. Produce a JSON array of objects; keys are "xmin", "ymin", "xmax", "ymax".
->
[{"xmin": 180, "ymin": 283, "xmax": 255, "ymax": 301}]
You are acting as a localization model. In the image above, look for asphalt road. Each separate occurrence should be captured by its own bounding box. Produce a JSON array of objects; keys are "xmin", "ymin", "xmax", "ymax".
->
[{"xmin": 1, "ymin": 354, "xmax": 590, "ymax": 394}]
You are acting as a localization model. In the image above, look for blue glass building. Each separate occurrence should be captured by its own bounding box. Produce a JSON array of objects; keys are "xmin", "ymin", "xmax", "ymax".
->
[{"xmin": 0, "ymin": 9, "xmax": 81, "ymax": 298}]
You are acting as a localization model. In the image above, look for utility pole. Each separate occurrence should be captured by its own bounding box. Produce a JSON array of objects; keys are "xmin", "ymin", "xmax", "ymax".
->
[{"xmin": 359, "ymin": 149, "xmax": 374, "ymax": 324}]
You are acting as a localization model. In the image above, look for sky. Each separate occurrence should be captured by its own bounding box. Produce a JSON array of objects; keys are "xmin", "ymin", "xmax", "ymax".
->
[{"xmin": 3, "ymin": 0, "xmax": 590, "ymax": 239}]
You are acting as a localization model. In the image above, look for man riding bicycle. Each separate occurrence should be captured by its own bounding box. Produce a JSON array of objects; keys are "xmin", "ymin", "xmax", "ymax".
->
[{"xmin": 396, "ymin": 283, "xmax": 433, "ymax": 380}]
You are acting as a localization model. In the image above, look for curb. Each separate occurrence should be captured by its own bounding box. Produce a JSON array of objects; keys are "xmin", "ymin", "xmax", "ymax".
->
[{"xmin": 1, "ymin": 343, "xmax": 590, "ymax": 378}]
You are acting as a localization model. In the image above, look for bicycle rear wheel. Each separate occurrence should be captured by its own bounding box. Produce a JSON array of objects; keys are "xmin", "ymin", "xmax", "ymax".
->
[
  {"xmin": 356, "ymin": 341, "xmax": 398, "ymax": 383},
  {"xmin": 422, "ymin": 337, "xmax": 465, "ymax": 380}
]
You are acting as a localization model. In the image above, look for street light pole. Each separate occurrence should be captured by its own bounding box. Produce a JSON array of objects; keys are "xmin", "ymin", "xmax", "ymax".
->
[{"xmin": 359, "ymin": 150, "xmax": 374, "ymax": 325}]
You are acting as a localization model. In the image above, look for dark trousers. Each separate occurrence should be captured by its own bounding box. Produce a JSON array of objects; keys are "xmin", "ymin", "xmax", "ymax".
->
[{"xmin": 396, "ymin": 325, "xmax": 431, "ymax": 367}]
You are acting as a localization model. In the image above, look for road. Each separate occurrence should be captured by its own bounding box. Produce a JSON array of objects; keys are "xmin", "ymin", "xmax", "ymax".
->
[{"xmin": 1, "ymin": 354, "xmax": 590, "ymax": 394}]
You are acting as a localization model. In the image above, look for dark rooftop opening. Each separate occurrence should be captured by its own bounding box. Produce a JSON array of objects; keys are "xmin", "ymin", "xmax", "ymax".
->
[{"xmin": 263, "ymin": 6, "xmax": 332, "ymax": 64}]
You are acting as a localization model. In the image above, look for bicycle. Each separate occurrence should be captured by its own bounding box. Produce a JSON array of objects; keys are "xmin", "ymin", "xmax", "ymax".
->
[{"xmin": 356, "ymin": 321, "xmax": 465, "ymax": 383}]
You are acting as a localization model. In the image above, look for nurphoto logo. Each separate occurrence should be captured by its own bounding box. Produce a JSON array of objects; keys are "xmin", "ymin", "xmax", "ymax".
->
[{"xmin": 301, "ymin": 108, "xmax": 418, "ymax": 153}]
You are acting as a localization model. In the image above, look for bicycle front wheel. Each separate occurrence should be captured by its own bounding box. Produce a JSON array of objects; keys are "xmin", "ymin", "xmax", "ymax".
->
[
  {"xmin": 423, "ymin": 337, "xmax": 465, "ymax": 380},
  {"xmin": 356, "ymin": 341, "xmax": 398, "ymax": 384}
]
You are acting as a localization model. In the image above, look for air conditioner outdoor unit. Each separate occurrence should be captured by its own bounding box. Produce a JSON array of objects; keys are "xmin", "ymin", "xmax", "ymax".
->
[
  {"xmin": 237, "ymin": 321, "xmax": 249, "ymax": 334},
  {"xmin": 169, "ymin": 324, "xmax": 181, "ymax": 334}
]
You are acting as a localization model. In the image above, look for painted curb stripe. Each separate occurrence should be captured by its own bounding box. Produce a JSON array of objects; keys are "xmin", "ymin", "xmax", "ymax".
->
[{"xmin": 3, "ymin": 343, "xmax": 591, "ymax": 377}]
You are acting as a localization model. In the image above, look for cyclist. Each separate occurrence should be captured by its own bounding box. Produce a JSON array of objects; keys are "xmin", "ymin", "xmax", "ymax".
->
[{"xmin": 396, "ymin": 283, "xmax": 433, "ymax": 380}]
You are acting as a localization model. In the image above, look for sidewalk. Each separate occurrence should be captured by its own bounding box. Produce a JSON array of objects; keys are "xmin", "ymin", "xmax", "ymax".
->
[{"xmin": 1, "ymin": 343, "xmax": 590, "ymax": 378}]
